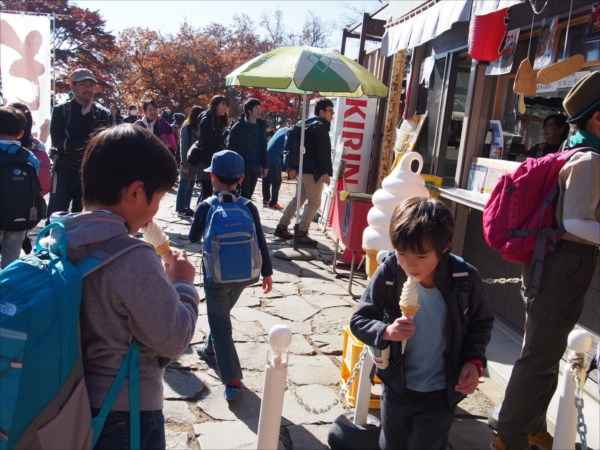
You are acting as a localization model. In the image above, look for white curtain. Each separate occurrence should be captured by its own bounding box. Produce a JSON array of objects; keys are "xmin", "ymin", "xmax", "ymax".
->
[{"xmin": 0, "ymin": 12, "xmax": 52, "ymax": 146}]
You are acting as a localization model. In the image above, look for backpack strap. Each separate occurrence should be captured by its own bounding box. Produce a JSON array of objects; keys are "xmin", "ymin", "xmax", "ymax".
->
[
  {"xmin": 63, "ymin": 102, "xmax": 71, "ymax": 139},
  {"xmin": 451, "ymin": 254, "xmax": 469, "ymax": 323},
  {"xmin": 75, "ymin": 236, "xmax": 152, "ymax": 277},
  {"xmin": 382, "ymin": 252, "xmax": 397, "ymax": 324}
]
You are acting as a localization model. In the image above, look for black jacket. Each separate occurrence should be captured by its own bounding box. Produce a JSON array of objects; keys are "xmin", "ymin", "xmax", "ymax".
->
[
  {"xmin": 227, "ymin": 114, "xmax": 268, "ymax": 173},
  {"xmin": 350, "ymin": 252, "xmax": 494, "ymax": 409},
  {"xmin": 302, "ymin": 116, "xmax": 333, "ymax": 181},
  {"xmin": 107, "ymin": 114, "xmax": 124, "ymax": 126},
  {"xmin": 50, "ymin": 99, "xmax": 109, "ymax": 171},
  {"xmin": 199, "ymin": 110, "xmax": 225, "ymax": 164}
]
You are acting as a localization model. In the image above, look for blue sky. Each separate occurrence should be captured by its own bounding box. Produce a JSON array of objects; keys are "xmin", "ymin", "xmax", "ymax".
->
[{"xmin": 75, "ymin": 1, "xmax": 384, "ymax": 58}]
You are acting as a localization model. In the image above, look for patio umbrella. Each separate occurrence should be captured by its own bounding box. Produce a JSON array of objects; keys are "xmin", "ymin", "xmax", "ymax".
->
[{"xmin": 226, "ymin": 46, "xmax": 388, "ymax": 259}]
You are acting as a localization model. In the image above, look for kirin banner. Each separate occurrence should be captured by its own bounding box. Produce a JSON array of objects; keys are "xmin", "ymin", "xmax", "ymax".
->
[{"xmin": 1, "ymin": 12, "xmax": 52, "ymax": 146}]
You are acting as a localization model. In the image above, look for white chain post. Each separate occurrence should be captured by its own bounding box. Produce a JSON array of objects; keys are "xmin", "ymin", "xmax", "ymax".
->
[
  {"xmin": 257, "ymin": 325, "xmax": 292, "ymax": 450},
  {"xmin": 554, "ymin": 329, "xmax": 591, "ymax": 450},
  {"xmin": 353, "ymin": 348, "xmax": 375, "ymax": 426}
]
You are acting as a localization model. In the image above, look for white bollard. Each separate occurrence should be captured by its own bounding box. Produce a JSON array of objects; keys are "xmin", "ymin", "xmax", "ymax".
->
[
  {"xmin": 257, "ymin": 325, "xmax": 292, "ymax": 450},
  {"xmin": 554, "ymin": 329, "xmax": 592, "ymax": 450},
  {"xmin": 353, "ymin": 350, "xmax": 374, "ymax": 426}
]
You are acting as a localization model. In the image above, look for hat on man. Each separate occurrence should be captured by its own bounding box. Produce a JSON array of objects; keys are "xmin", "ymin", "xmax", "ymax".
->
[
  {"xmin": 69, "ymin": 68, "xmax": 98, "ymax": 84},
  {"xmin": 205, "ymin": 150, "xmax": 245, "ymax": 179},
  {"xmin": 172, "ymin": 113, "xmax": 185, "ymax": 126},
  {"xmin": 563, "ymin": 71, "xmax": 600, "ymax": 123}
]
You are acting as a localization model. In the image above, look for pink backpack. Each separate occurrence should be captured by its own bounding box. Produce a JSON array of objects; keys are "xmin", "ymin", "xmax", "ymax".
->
[{"xmin": 483, "ymin": 148, "xmax": 594, "ymax": 294}]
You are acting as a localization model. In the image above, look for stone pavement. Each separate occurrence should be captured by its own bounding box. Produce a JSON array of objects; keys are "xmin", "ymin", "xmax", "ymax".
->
[{"xmin": 150, "ymin": 177, "xmax": 499, "ymax": 449}]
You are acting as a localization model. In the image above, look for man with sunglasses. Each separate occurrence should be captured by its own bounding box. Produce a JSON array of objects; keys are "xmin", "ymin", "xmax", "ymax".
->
[{"xmin": 274, "ymin": 98, "xmax": 334, "ymax": 247}]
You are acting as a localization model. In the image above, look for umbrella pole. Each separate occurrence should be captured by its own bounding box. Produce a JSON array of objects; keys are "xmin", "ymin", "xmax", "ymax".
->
[
  {"xmin": 273, "ymin": 91, "xmax": 316, "ymax": 262},
  {"xmin": 292, "ymin": 91, "xmax": 307, "ymax": 251}
]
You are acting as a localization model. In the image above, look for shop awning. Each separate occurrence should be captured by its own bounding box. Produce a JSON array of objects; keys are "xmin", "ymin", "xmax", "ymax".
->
[{"xmin": 381, "ymin": 0, "xmax": 525, "ymax": 57}]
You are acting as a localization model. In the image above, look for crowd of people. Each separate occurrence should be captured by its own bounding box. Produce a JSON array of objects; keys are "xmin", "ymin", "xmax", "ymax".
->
[{"xmin": 0, "ymin": 65, "xmax": 598, "ymax": 450}]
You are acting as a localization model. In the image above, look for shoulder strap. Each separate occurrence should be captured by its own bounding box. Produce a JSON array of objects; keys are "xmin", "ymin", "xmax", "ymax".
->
[
  {"xmin": 451, "ymin": 254, "xmax": 469, "ymax": 322},
  {"xmin": 382, "ymin": 252, "xmax": 397, "ymax": 324},
  {"xmin": 237, "ymin": 196, "xmax": 251, "ymax": 207},
  {"xmin": 75, "ymin": 236, "xmax": 152, "ymax": 277}
]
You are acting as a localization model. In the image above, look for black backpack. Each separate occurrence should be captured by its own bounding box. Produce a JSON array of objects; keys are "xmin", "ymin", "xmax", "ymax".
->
[
  {"xmin": 0, "ymin": 145, "xmax": 46, "ymax": 231},
  {"xmin": 283, "ymin": 122, "xmax": 317, "ymax": 170}
]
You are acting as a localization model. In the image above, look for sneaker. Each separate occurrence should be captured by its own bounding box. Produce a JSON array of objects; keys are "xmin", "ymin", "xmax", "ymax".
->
[
  {"xmin": 196, "ymin": 346, "xmax": 217, "ymax": 365},
  {"xmin": 269, "ymin": 204, "xmax": 284, "ymax": 210},
  {"xmin": 263, "ymin": 199, "xmax": 270, "ymax": 206},
  {"xmin": 297, "ymin": 231, "xmax": 318, "ymax": 247},
  {"xmin": 274, "ymin": 225, "xmax": 293, "ymax": 240},
  {"xmin": 224, "ymin": 383, "xmax": 241, "ymax": 401},
  {"xmin": 177, "ymin": 209, "xmax": 194, "ymax": 218},
  {"xmin": 528, "ymin": 432, "xmax": 553, "ymax": 450},
  {"xmin": 186, "ymin": 208, "xmax": 195, "ymax": 216},
  {"xmin": 489, "ymin": 435, "xmax": 527, "ymax": 450}
]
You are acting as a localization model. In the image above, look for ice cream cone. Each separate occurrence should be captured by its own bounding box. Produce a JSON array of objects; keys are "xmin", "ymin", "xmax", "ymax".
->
[
  {"xmin": 401, "ymin": 305, "xmax": 420, "ymax": 354},
  {"xmin": 155, "ymin": 240, "xmax": 171, "ymax": 257}
]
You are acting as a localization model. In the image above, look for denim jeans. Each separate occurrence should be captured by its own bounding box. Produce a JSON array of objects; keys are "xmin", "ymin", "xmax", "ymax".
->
[
  {"xmin": 262, "ymin": 162, "xmax": 282, "ymax": 206},
  {"xmin": 204, "ymin": 285, "xmax": 245, "ymax": 384},
  {"xmin": 91, "ymin": 408, "xmax": 166, "ymax": 450},
  {"xmin": 0, "ymin": 229, "xmax": 26, "ymax": 269},
  {"xmin": 176, "ymin": 179, "xmax": 195, "ymax": 211},
  {"xmin": 46, "ymin": 164, "xmax": 83, "ymax": 224},
  {"xmin": 380, "ymin": 385, "xmax": 454, "ymax": 450}
]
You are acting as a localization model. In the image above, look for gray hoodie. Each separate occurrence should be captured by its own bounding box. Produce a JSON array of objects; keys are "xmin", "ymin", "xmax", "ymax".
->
[{"xmin": 45, "ymin": 211, "xmax": 199, "ymax": 411}]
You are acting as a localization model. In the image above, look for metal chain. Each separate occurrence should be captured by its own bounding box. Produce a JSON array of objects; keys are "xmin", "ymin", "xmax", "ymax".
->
[
  {"xmin": 569, "ymin": 351, "xmax": 588, "ymax": 450},
  {"xmin": 482, "ymin": 278, "xmax": 521, "ymax": 284},
  {"xmin": 286, "ymin": 348, "xmax": 367, "ymax": 414}
]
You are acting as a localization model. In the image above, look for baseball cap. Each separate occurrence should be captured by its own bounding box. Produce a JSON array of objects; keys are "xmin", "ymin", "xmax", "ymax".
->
[
  {"xmin": 69, "ymin": 68, "xmax": 98, "ymax": 84},
  {"xmin": 563, "ymin": 71, "xmax": 600, "ymax": 123},
  {"xmin": 205, "ymin": 150, "xmax": 245, "ymax": 178}
]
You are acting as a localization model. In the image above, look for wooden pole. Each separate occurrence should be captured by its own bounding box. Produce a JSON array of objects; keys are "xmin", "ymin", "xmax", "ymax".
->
[{"xmin": 377, "ymin": 49, "xmax": 406, "ymax": 189}]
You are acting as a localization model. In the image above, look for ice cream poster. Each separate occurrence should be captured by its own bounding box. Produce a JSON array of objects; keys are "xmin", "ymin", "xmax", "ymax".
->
[
  {"xmin": 583, "ymin": 2, "xmax": 600, "ymax": 43},
  {"xmin": 486, "ymin": 28, "xmax": 520, "ymax": 76},
  {"xmin": 0, "ymin": 12, "xmax": 52, "ymax": 146},
  {"xmin": 533, "ymin": 17, "xmax": 558, "ymax": 70}
]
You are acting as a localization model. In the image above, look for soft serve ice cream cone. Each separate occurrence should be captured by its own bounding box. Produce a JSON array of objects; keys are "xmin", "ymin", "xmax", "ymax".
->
[
  {"xmin": 142, "ymin": 221, "xmax": 172, "ymax": 262},
  {"xmin": 399, "ymin": 275, "xmax": 419, "ymax": 354}
]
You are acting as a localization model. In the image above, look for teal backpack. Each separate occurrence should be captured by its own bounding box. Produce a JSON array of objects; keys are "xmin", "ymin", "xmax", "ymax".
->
[{"xmin": 0, "ymin": 222, "xmax": 149, "ymax": 449}]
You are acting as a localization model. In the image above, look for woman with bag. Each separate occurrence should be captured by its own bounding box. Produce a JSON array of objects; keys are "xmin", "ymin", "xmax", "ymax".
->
[
  {"xmin": 176, "ymin": 106, "xmax": 204, "ymax": 217},
  {"xmin": 194, "ymin": 95, "xmax": 229, "ymax": 204}
]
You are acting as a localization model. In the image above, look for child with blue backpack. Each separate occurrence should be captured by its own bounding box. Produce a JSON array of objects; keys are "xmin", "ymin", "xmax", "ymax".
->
[
  {"xmin": 189, "ymin": 150, "xmax": 273, "ymax": 401},
  {"xmin": 350, "ymin": 197, "xmax": 494, "ymax": 450}
]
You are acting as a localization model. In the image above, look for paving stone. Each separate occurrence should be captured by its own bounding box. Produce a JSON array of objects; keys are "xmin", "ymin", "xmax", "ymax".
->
[
  {"xmin": 189, "ymin": 327, "xmax": 204, "ymax": 346},
  {"xmin": 287, "ymin": 355, "xmax": 340, "ymax": 386},
  {"xmin": 250, "ymin": 286, "xmax": 282, "ymax": 298},
  {"xmin": 309, "ymin": 334, "xmax": 344, "ymax": 355},
  {"xmin": 236, "ymin": 295, "xmax": 262, "ymax": 307},
  {"xmin": 272, "ymin": 267, "xmax": 302, "ymax": 280},
  {"xmin": 165, "ymin": 430, "xmax": 190, "ymax": 449},
  {"xmin": 286, "ymin": 424, "xmax": 330, "ymax": 450},
  {"xmin": 194, "ymin": 418, "xmax": 284, "ymax": 450},
  {"xmin": 287, "ymin": 334, "xmax": 317, "ymax": 356},
  {"xmin": 240, "ymin": 370, "xmax": 266, "ymax": 392},
  {"xmin": 281, "ymin": 384, "xmax": 346, "ymax": 424},
  {"xmin": 273, "ymin": 283, "xmax": 300, "ymax": 296},
  {"xmin": 163, "ymin": 369, "xmax": 205, "ymax": 400},
  {"xmin": 195, "ymin": 315, "xmax": 210, "ymax": 336},
  {"xmin": 235, "ymin": 342, "xmax": 273, "ymax": 371},
  {"xmin": 196, "ymin": 386, "xmax": 262, "ymax": 421},
  {"xmin": 312, "ymin": 306, "xmax": 354, "ymax": 335},
  {"xmin": 169, "ymin": 347, "xmax": 199, "ymax": 370},
  {"xmin": 303, "ymin": 294, "xmax": 351, "ymax": 309},
  {"xmin": 163, "ymin": 400, "xmax": 197, "ymax": 424},
  {"xmin": 265, "ymin": 296, "xmax": 320, "ymax": 322},
  {"xmin": 301, "ymin": 281, "xmax": 349, "ymax": 296},
  {"xmin": 230, "ymin": 306, "xmax": 311, "ymax": 335}
]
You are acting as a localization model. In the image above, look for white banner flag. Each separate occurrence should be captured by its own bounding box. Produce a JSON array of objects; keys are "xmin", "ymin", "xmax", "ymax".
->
[{"xmin": 0, "ymin": 12, "xmax": 52, "ymax": 146}]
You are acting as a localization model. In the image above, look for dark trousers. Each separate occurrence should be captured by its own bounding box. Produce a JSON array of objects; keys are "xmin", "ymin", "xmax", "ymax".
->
[
  {"xmin": 380, "ymin": 385, "xmax": 454, "ymax": 450},
  {"xmin": 46, "ymin": 164, "xmax": 83, "ymax": 223},
  {"xmin": 196, "ymin": 180, "xmax": 213, "ymax": 206},
  {"xmin": 91, "ymin": 408, "xmax": 166, "ymax": 450},
  {"xmin": 497, "ymin": 241, "xmax": 598, "ymax": 449},
  {"xmin": 262, "ymin": 162, "xmax": 282, "ymax": 206},
  {"xmin": 240, "ymin": 171, "xmax": 260, "ymax": 199}
]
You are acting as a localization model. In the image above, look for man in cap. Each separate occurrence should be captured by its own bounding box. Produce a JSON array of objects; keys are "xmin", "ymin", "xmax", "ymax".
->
[
  {"xmin": 47, "ymin": 68, "xmax": 108, "ymax": 221},
  {"xmin": 493, "ymin": 72, "xmax": 600, "ymax": 450}
]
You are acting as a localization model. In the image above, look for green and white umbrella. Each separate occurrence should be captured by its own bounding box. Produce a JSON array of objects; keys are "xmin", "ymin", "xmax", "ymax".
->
[{"xmin": 226, "ymin": 46, "xmax": 388, "ymax": 258}]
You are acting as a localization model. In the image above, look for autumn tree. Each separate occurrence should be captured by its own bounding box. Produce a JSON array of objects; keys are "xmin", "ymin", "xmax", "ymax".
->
[{"xmin": 0, "ymin": 0, "xmax": 116, "ymax": 102}]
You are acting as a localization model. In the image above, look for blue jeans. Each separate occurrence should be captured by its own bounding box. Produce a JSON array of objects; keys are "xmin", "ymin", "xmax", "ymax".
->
[
  {"xmin": 91, "ymin": 408, "xmax": 165, "ymax": 450},
  {"xmin": 204, "ymin": 285, "xmax": 245, "ymax": 384},
  {"xmin": 262, "ymin": 162, "xmax": 282, "ymax": 206},
  {"xmin": 46, "ymin": 164, "xmax": 83, "ymax": 224},
  {"xmin": 380, "ymin": 386, "xmax": 454, "ymax": 450},
  {"xmin": 0, "ymin": 229, "xmax": 26, "ymax": 269},
  {"xmin": 176, "ymin": 179, "xmax": 195, "ymax": 211}
]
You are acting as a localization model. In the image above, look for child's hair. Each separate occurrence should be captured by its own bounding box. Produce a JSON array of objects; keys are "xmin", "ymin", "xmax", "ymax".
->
[
  {"xmin": 82, "ymin": 125, "xmax": 177, "ymax": 206},
  {"xmin": 0, "ymin": 106, "xmax": 26, "ymax": 137},
  {"xmin": 244, "ymin": 98, "xmax": 261, "ymax": 115},
  {"xmin": 389, "ymin": 197, "xmax": 455, "ymax": 257},
  {"xmin": 214, "ymin": 174, "xmax": 242, "ymax": 187},
  {"xmin": 8, "ymin": 103, "xmax": 32, "ymax": 146}
]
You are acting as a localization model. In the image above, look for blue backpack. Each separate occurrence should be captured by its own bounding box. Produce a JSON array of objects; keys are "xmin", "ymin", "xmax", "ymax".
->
[
  {"xmin": 202, "ymin": 193, "xmax": 262, "ymax": 289},
  {"xmin": 0, "ymin": 222, "xmax": 149, "ymax": 450}
]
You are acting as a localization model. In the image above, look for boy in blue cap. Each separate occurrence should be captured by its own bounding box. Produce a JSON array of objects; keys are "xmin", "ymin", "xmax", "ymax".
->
[{"xmin": 189, "ymin": 150, "xmax": 273, "ymax": 401}]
